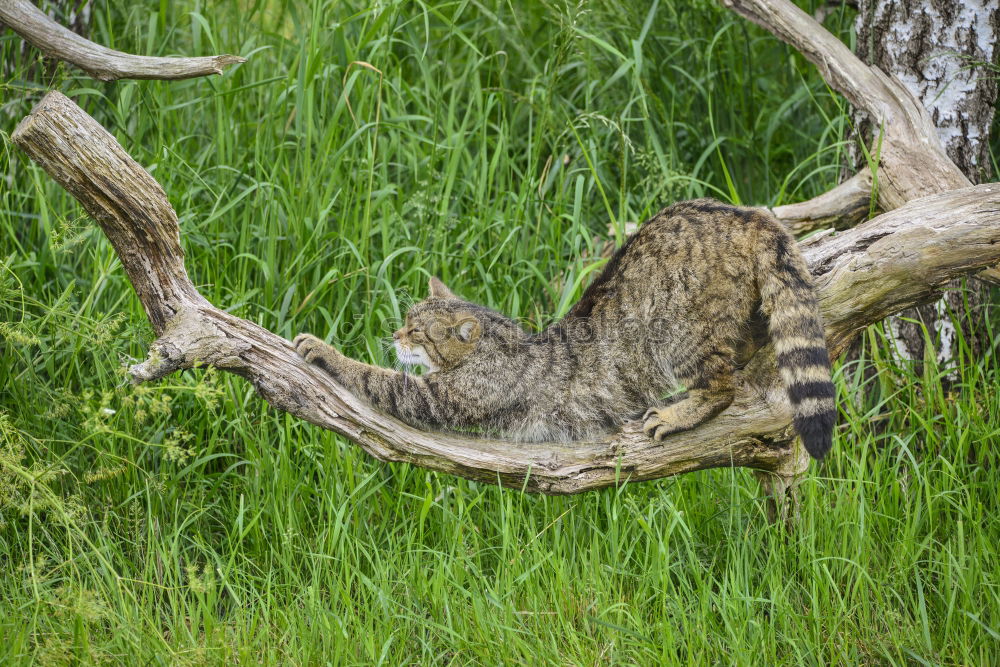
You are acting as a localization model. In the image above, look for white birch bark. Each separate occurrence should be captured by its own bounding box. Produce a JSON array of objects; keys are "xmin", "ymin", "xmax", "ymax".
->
[{"xmin": 853, "ymin": 0, "xmax": 999, "ymax": 367}]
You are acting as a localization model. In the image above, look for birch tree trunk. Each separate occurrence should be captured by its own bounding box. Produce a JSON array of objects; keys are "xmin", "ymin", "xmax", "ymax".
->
[{"xmin": 852, "ymin": 0, "xmax": 1000, "ymax": 367}]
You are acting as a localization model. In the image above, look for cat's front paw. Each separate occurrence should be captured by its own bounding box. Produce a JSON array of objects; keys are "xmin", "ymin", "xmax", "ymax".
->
[
  {"xmin": 642, "ymin": 406, "xmax": 685, "ymax": 441},
  {"xmin": 294, "ymin": 333, "xmax": 343, "ymax": 371}
]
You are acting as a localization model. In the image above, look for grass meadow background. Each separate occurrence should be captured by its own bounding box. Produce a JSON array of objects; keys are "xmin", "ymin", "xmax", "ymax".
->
[{"xmin": 2, "ymin": 0, "xmax": 999, "ymax": 663}]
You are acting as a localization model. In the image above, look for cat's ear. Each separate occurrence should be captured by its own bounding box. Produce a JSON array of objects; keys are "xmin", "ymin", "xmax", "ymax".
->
[
  {"xmin": 457, "ymin": 318, "xmax": 481, "ymax": 342},
  {"xmin": 428, "ymin": 276, "xmax": 457, "ymax": 299}
]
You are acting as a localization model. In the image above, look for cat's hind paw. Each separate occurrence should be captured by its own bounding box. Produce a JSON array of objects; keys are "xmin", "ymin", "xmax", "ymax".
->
[
  {"xmin": 643, "ymin": 390, "xmax": 733, "ymax": 441},
  {"xmin": 642, "ymin": 405, "xmax": 687, "ymax": 441}
]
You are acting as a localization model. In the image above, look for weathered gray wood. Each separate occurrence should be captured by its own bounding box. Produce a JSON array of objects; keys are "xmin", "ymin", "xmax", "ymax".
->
[
  {"xmin": 0, "ymin": 0, "xmax": 244, "ymax": 80},
  {"xmin": 771, "ymin": 169, "xmax": 872, "ymax": 234},
  {"xmin": 724, "ymin": 0, "xmax": 999, "ymax": 312},
  {"xmin": 13, "ymin": 92, "xmax": 1000, "ymax": 494},
  {"xmin": 722, "ymin": 0, "xmax": 971, "ymax": 210}
]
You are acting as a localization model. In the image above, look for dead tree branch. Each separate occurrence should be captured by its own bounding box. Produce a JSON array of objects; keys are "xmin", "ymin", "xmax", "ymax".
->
[
  {"xmin": 0, "ymin": 0, "xmax": 244, "ymax": 80},
  {"xmin": 13, "ymin": 92, "xmax": 1000, "ymax": 494},
  {"xmin": 724, "ymin": 0, "xmax": 999, "ymax": 284},
  {"xmin": 721, "ymin": 0, "xmax": 970, "ymax": 210},
  {"xmin": 771, "ymin": 168, "xmax": 872, "ymax": 234}
]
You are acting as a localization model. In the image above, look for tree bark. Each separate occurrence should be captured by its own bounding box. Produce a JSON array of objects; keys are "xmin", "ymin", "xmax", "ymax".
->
[
  {"xmin": 855, "ymin": 1, "xmax": 999, "ymax": 184},
  {"xmin": 853, "ymin": 0, "xmax": 1000, "ymax": 369},
  {"xmin": 13, "ymin": 91, "xmax": 1000, "ymax": 495}
]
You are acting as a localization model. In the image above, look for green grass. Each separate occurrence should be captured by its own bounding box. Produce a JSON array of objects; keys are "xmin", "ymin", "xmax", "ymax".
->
[{"xmin": 1, "ymin": 0, "xmax": 998, "ymax": 663}]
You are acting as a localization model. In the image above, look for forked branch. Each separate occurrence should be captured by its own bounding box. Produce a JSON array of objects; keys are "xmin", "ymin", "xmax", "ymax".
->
[
  {"xmin": 723, "ymin": 0, "xmax": 999, "ymax": 282},
  {"xmin": 13, "ymin": 92, "xmax": 1000, "ymax": 494},
  {"xmin": 721, "ymin": 0, "xmax": 970, "ymax": 209},
  {"xmin": 0, "ymin": 0, "xmax": 244, "ymax": 80}
]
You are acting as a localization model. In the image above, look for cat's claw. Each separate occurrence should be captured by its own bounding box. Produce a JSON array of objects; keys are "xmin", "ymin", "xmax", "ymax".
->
[
  {"xmin": 293, "ymin": 333, "xmax": 333, "ymax": 365},
  {"xmin": 642, "ymin": 407, "xmax": 683, "ymax": 441}
]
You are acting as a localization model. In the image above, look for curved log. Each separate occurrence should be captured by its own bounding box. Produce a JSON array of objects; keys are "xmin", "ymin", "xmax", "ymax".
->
[
  {"xmin": 0, "ymin": 0, "xmax": 244, "ymax": 80},
  {"xmin": 13, "ymin": 92, "xmax": 1000, "ymax": 494}
]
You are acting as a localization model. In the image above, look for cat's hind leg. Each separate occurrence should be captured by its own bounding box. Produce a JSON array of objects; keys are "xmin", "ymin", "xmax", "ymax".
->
[{"xmin": 643, "ymin": 348, "xmax": 735, "ymax": 441}]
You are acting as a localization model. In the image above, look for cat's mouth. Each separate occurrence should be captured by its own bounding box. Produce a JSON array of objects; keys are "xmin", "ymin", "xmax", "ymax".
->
[{"xmin": 394, "ymin": 341, "xmax": 437, "ymax": 372}]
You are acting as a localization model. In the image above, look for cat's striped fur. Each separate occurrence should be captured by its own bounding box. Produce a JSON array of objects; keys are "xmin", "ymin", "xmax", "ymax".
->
[{"xmin": 295, "ymin": 198, "xmax": 836, "ymax": 458}]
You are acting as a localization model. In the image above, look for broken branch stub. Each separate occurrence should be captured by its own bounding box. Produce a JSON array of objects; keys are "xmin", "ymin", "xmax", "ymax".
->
[
  {"xmin": 771, "ymin": 169, "xmax": 872, "ymax": 234},
  {"xmin": 0, "ymin": 0, "xmax": 244, "ymax": 81},
  {"xmin": 13, "ymin": 91, "xmax": 1000, "ymax": 494}
]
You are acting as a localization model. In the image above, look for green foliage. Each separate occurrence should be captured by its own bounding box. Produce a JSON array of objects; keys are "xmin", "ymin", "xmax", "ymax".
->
[{"xmin": 1, "ymin": 0, "xmax": 997, "ymax": 663}]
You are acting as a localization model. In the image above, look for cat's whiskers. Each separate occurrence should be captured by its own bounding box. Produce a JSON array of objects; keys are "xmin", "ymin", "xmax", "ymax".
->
[{"xmin": 382, "ymin": 334, "xmax": 419, "ymax": 390}]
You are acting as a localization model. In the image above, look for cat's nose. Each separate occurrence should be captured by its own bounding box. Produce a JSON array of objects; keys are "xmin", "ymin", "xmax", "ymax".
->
[{"xmin": 393, "ymin": 329, "xmax": 402, "ymax": 340}]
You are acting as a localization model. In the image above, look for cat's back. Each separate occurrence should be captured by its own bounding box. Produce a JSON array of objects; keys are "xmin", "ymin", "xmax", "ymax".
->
[{"xmin": 566, "ymin": 198, "xmax": 774, "ymax": 321}]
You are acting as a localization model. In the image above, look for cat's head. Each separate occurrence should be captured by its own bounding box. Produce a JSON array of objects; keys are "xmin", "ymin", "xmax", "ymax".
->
[{"xmin": 393, "ymin": 277, "xmax": 484, "ymax": 372}]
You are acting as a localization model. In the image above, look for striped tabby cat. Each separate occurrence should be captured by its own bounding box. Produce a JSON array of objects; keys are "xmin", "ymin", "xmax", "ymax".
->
[{"xmin": 294, "ymin": 199, "xmax": 836, "ymax": 458}]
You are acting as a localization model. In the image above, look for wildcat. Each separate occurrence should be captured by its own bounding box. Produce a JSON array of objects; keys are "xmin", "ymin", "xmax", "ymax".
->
[{"xmin": 294, "ymin": 199, "xmax": 835, "ymax": 458}]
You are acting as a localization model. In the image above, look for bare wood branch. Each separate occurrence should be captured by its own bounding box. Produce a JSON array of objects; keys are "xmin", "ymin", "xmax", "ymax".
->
[
  {"xmin": 979, "ymin": 266, "xmax": 1000, "ymax": 286},
  {"xmin": 721, "ymin": 0, "xmax": 970, "ymax": 210},
  {"xmin": 724, "ymin": 0, "xmax": 1000, "ymax": 285},
  {"xmin": 13, "ymin": 92, "xmax": 1000, "ymax": 494},
  {"xmin": 0, "ymin": 0, "xmax": 244, "ymax": 80},
  {"xmin": 770, "ymin": 168, "xmax": 872, "ymax": 234}
]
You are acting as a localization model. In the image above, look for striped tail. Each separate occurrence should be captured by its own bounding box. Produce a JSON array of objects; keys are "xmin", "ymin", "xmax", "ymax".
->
[{"xmin": 759, "ymin": 230, "xmax": 836, "ymax": 459}]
